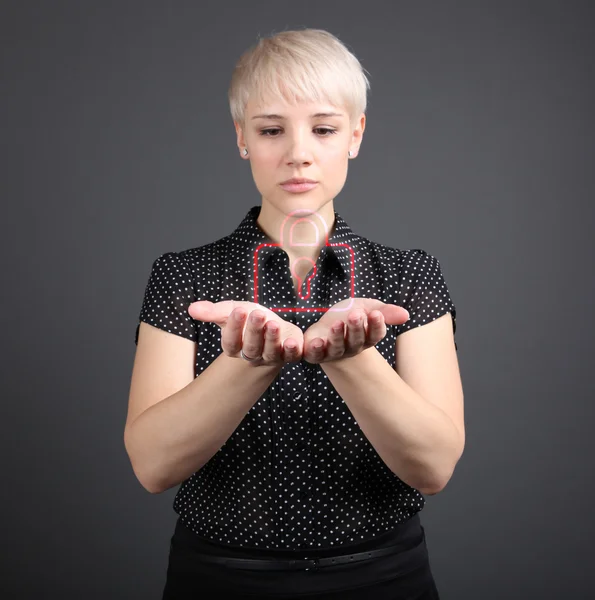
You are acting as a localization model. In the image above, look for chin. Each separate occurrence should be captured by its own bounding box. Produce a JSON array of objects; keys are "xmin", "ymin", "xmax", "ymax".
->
[
  {"xmin": 264, "ymin": 193, "xmax": 328, "ymax": 211},
  {"xmin": 285, "ymin": 198, "xmax": 324, "ymax": 214}
]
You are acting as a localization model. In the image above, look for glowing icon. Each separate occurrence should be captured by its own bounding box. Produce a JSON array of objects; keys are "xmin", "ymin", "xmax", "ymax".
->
[{"xmin": 253, "ymin": 209, "xmax": 355, "ymax": 313}]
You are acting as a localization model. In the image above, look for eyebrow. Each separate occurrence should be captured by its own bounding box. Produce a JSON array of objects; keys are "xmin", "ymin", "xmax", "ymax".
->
[{"xmin": 251, "ymin": 112, "xmax": 344, "ymax": 120}]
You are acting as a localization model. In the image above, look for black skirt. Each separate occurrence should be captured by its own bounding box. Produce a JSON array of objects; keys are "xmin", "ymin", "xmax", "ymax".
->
[{"xmin": 162, "ymin": 514, "xmax": 440, "ymax": 599}]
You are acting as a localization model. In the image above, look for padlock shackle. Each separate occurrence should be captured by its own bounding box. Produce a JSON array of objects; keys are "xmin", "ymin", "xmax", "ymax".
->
[{"xmin": 278, "ymin": 209, "xmax": 331, "ymax": 246}]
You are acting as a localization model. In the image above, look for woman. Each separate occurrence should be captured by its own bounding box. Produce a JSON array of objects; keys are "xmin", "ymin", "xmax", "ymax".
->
[{"xmin": 126, "ymin": 28, "xmax": 464, "ymax": 599}]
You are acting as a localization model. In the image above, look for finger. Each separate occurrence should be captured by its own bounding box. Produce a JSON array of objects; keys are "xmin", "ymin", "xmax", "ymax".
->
[
  {"xmin": 188, "ymin": 300, "xmax": 264, "ymax": 327},
  {"xmin": 242, "ymin": 310, "xmax": 266, "ymax": 360},
  {"xmin": 346, "ymin": 309, "xmax": 367, "ymax": 352},
  {"xmin": 303, "ymin": 335, "xmax": 325, "ymax": 363},
  {"xmin": 325, "ymin": 320, "xmax": 346, "ymax": 359},
  {"xmin": 188, "ymin": 300, "xmax": 237, "ymax": 326},
  {"xmin": 378, "ymin": 304, "xmax": 410, "ymax": 326},
  {"xmin": 261, "ymin": 320, "xmax": 282, "ymax": 363},
  {"xmin": 366, "ymin": 310, "xmax": 387, "ymax": 346},
  {"xmin": 187, "ymin": 300, "xmax": 218, "ymax": 323},
  {"xmin": 282, "ymin": 336, "xmax": 302, "ymax": 363},
  {"xmin": 221, "ymin": 307, "xmax": 248, "ymax": 355}
]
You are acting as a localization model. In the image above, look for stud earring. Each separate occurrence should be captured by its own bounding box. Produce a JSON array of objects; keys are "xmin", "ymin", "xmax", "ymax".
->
[
  {"xmin": 348, "ymin": 150, "xmax": 353, "ymax": 157},
  {"xmin": 242, "ymin": 148, "xmax": 248, "ymax": 156}
]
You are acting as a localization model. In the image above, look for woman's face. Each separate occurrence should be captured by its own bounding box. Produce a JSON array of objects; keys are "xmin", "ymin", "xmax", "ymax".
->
[{"xmin": 236, "ymin": 97, "xmax": 365, "ymax": 213}]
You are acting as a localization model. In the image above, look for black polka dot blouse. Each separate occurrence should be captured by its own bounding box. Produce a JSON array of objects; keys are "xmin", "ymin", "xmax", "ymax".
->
[{"xmin": 135, "ymin": 205, "xmax": 457, "ymax": 550}]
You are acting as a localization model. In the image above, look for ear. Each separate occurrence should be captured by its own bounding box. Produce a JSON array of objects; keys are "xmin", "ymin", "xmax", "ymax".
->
[
  {"xmin": 349, "ymin": 112, "xmax": 366, "ymax": 156},
  {"xmin": 234, "ymin": 121, "xmax": 246, "ymax": 153}
]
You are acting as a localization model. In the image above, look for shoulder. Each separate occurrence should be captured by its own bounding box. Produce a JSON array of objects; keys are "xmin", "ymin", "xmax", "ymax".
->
[
  {"xmin": 393, "ymin": 248, "xmax": 454, "ymax": 299},
  {"xmin": 164, "ymin": 235, "xmax": 230, "ymax": 272},
  {"xmin": 397, "ymin": 248, "xmax": 443, "ymax": 275},
  {"xmin": 367, "ymin": 242, "xmax": 454, "ymax": 305},
  {"xmin": 364, "ymin": 240, "xmax": 439, "ymax": 276},
  {"xmin": 363, "ymin": 236, "xmax": 429, "ymax": 260}
]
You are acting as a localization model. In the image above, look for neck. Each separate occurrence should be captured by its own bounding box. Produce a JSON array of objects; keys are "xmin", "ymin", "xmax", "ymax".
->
[{"xmin": 256, "ymin": 201, "xmax": 336, "ymax": 265}]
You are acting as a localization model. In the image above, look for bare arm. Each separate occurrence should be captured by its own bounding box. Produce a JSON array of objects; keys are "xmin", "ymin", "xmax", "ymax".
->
[
  {"xmin": 125, "ymin": 335, "xmax": 281, "ymax": 494},
  {"xmin": 125, "ymin": 304, "xmax": 302, "ymax": 494}
]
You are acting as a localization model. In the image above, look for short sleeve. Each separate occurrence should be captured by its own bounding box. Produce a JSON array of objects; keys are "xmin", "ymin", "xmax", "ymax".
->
[
  {"xmin": 134, "ymin": 251, "xmax": 198, "ymax": 345},
  {"xmin": 396, "ymin": 249, "xmax": 458, "ymax": 351}
]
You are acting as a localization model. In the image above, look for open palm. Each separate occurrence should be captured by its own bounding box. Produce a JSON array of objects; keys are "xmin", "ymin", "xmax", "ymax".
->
[{"xmin": 301, "ymin": 297, "xmax": 410, "ymax": 364}]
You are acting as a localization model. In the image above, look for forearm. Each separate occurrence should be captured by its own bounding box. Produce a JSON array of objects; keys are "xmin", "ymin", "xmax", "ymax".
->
[
  {"xmin": 321, "ymin": 346, "xmax": 462, "ymax": 493},
  {"xmin": 126, "ymin": 352, "xmax": 281, "ymax": 493}
]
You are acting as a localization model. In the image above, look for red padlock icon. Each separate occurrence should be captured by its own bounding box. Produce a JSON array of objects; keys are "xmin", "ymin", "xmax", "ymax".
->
[{"xmin": 253, "ymin": 209, "xmax": 355, "ymax": 314}]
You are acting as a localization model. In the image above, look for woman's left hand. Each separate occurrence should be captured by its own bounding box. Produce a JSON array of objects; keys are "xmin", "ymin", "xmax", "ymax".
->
[{"xmin": 302, "ymin": 297, "xmax": 410, "ymax": 364}]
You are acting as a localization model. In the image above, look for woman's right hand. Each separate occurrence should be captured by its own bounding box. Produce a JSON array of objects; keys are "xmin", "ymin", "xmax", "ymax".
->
[{"xmin": 188, "ymin": 300, "xmax": 304, "ymax": 367}]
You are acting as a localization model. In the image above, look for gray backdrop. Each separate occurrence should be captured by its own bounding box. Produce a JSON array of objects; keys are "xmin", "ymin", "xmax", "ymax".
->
[{"xmin": 2, "ymin": 1, "xmax": 594, "ymax": 598}]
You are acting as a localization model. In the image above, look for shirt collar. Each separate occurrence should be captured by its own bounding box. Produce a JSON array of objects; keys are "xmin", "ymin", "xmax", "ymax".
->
[{"xmin": 227, "ymin": 205, "xmax": 362, "ymax": 280}]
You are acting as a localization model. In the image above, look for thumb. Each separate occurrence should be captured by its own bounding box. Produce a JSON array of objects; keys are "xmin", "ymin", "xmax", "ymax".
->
[
  {"xmin": 377, "ymin": 303, "xmax": 410, "ymax": 326},
  {"xmin": 188, "ymin": 300, "xmax": 238, "ymax": 326}
]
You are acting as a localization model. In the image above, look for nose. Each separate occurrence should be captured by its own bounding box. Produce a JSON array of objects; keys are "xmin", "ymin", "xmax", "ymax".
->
[{"xmin": 285, "ymin": 129, "xmax": 313, "ymax": 166}]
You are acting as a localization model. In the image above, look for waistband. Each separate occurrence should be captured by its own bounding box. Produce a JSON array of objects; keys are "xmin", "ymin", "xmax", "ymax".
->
[
  {"xmin": 174, "ymin": 527, "xmax": 427, "ymax": 571},
  {"xmin": 171, "ymin": 512, "xmax": 422, "ymax": 560}
]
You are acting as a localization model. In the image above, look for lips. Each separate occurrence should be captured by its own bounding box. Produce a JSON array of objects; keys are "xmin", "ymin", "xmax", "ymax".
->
[
  {"xmin": 280, "ymin": 177, "xmax": 317, "ymax": 185},
  {"xmin": 279, "ymin": 181, "xmax": 318, "ymax": 193}
]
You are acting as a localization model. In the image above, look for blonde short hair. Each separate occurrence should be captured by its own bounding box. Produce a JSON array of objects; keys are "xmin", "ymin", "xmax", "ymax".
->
[{"xmin": 228, "ymin": 28, "xmax": 371, "ymax": 130}]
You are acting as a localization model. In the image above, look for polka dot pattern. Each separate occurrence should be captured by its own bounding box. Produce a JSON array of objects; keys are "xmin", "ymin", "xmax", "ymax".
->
[
  {"xmin": 135, "ymin": 205, "xmax": 457, "ymax": 551},
  {"xmin": 135, "ymin": 252, "xmax": 198, "ymax": 346}
]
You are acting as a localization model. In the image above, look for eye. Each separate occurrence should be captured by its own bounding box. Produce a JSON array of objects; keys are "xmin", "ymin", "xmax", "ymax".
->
[
  {"xmin": 259, "ymin": 127, "xmax": 338, "ymax": 137},
  {"xmin": 314, "ymin": 128, "xmax": 338, "ymax": 136}
]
